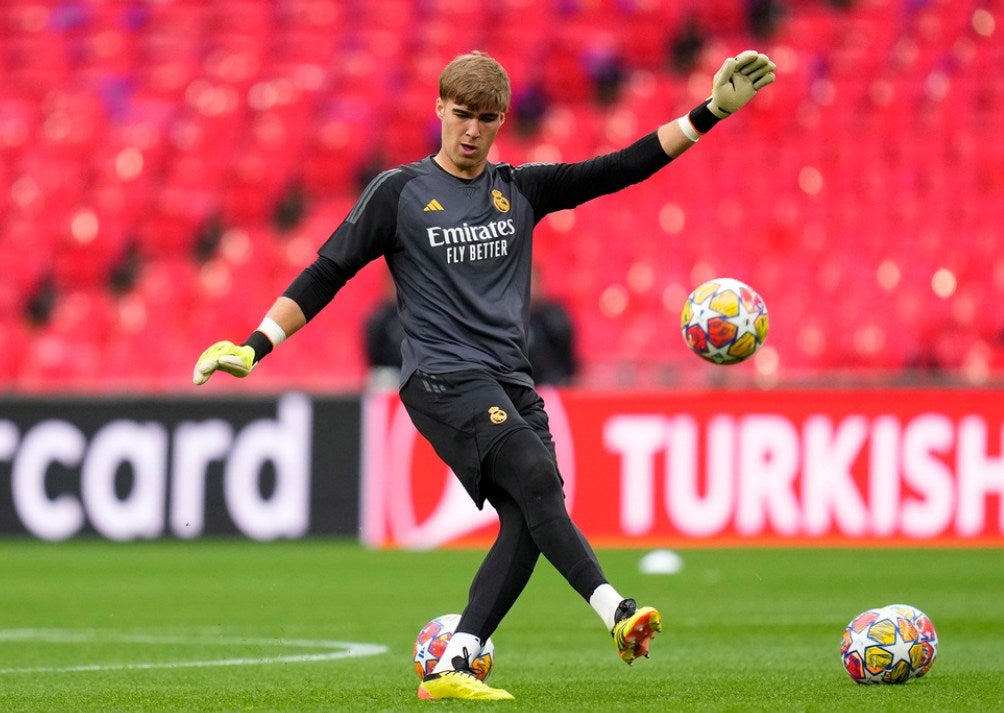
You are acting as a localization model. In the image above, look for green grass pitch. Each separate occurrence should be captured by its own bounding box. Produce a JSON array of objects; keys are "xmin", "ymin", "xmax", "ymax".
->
[{"xmin": 1, "ymin": 540, "xmax": 1002, "ymax": 711}]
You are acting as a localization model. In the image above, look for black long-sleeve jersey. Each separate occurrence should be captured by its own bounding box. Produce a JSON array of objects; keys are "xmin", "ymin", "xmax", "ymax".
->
[{"xmin": 285, "ymin": 131, "xmax": 672, "ymax": 387}]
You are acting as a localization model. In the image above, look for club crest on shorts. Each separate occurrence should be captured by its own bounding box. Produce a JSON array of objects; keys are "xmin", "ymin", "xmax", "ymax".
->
[{"xmin": 488, "ymin": 406, "xmax": 507, "ymax": 424}]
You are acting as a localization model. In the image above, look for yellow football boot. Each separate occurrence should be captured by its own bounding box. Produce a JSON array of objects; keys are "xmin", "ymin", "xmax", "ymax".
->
[
  {"xmin": 417, "ymin": 670, "xmax": 514, "ymax": 701},
  {"xmin": 611, "ymin": 599, "xmax": 662, "ymax": 664}
]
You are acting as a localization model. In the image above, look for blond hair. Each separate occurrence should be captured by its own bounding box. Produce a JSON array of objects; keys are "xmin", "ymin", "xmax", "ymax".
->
[{"xmin": 438, "ymin": 51, "xmax": 511, "ymax": 113}]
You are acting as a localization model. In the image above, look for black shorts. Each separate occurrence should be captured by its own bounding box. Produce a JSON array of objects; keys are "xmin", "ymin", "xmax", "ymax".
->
[{"xmin": 399, "ymin": 369, "xmax": 558, "ymax": 508}]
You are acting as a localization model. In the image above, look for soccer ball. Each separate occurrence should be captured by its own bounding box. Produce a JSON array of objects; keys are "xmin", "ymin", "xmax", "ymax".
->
[
  {"xmin": 680, "ymin": 277, "xmax": 769, "ymax": 364},
  {"xmin": 413, "ymin": 613, "xmax": 494, "ymax": 681},
  {"xmin": 840, "ymin": 606, "xmax": 926, "ymax": 684},
  {"xmin": 884, "ymin": 603, "xmax": 938, "ymax": 678}
]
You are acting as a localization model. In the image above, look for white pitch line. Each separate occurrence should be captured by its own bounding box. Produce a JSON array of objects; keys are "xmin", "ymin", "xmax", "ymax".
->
[{"xmin": 0, "ymin": 629, "xmax": 388, "ymax": 674}]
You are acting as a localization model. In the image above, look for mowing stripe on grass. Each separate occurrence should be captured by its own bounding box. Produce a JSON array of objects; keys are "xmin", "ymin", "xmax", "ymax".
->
[{"xmin": 0, "ymin": 629, "xmax": 387, "ymax": 674}]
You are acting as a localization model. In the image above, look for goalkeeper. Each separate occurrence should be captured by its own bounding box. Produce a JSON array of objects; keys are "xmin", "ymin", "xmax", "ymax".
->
[{"xmin": 195, "ymin": 49, "xmax": 775, "ymax": 702}]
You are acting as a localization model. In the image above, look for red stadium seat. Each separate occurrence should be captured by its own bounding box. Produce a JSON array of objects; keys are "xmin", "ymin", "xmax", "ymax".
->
[{"xmin": 3, "ymin": 0, "xmax": 1003, "ymax": 391}]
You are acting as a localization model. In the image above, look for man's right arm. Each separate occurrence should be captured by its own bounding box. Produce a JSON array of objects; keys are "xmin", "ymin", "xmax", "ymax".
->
[
  {"xmin": 192, "ymin": 256, "xmax": 349, "ymax": 385},
  {"xmin": 193, "ymin": 168, "xmax": 406, "ymax": 386}
]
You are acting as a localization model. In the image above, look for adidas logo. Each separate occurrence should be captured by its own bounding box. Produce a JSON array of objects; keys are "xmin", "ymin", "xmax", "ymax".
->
[{"xmin": 423, "ymin": 199, "xmax": 444, "ymax": 212}]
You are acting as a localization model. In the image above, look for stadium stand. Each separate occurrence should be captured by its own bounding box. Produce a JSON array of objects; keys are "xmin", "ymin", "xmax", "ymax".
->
[{"xmin": 1, "ymin": 0, "xmax": 1002, "ymax": 392}]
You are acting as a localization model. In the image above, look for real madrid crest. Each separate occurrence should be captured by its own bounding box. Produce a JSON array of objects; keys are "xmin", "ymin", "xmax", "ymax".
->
[
  {"xmin": 488, "ymin": 406, "xmax": 508, "ymax": 424},
  {"xmin": 491, "ymin": 189, "xmax": 510, "ymax": 213}
]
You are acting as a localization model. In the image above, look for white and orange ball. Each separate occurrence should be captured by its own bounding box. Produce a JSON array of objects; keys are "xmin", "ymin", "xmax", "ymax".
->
[
  {"xmin": 840, "ymin": 606, "xmax": 931, "ymax": 684},
  {"xmin": 681, "ymin": 277, "xmax": 769, "ymax": 364},
  {"xmin": 413, "ymin": 613, "xmax": 494, "ymax": 681}
]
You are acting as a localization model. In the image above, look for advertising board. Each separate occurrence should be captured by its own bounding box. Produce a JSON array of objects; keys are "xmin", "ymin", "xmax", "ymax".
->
[
  {"xmin": 361, "ymin": 388, "xmax": 1004, "ymax": 547},
  {"xmin": 0, "ymin": 394, "xmax": 360, "ymax": 539}
]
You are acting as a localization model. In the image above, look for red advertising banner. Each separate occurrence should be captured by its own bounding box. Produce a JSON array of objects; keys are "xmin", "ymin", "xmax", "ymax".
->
[{"xmin": 360, "ymin": 388, "xmax": 1004, "ymax": 548}]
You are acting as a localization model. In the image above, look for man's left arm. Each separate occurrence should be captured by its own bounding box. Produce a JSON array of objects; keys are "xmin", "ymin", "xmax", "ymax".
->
[
  {"xmin": 516, "ymin": 51, "xmax": 775, "ymax": 216},
  {"xmin": 658, "ymin": 50, "xmax": 777, "ymax": 158}
]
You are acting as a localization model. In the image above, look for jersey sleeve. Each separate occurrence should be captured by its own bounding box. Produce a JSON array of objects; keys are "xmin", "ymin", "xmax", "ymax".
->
[
  {"xmin": 514, "ymin": 131, "xmax": 672, "ymax": 219},
  {"xmin": 316, "ymin": 167, "xmax": 406, "ymax": 273},
  {"xmin": 277, "ymin": 168, "xmax": 409, "ymax": 322},
  {"xmin": 280, "ymin": 255, "xmax": 352, "ymax": 322}
]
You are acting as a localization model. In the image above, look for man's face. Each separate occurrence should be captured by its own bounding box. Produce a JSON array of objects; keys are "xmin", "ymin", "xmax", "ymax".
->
[{"xmin": 435, "ymin": 98, "xmax": 505, "ymax": 178}]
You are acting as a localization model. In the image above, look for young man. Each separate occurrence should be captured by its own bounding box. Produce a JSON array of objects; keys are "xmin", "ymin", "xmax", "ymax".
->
[{"xmin": 194, "ymin": 50, "xmax": 775, "ymax": 701}]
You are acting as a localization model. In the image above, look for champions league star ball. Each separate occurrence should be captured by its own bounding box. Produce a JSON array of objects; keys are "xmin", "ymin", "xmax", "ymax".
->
[
  {"xmin": 840, "ymin": 606, "xmax": 928, "ymax": 684},
  {"xmin": 413, "ymin": 614, "xmax": 494, "ymax": 681},
  {"xmin": 884, "ymin": 603, "xmax": 939, "ymax": 678},
  {"xmin": 681, "ymin": 277, "xmax": 769, "ymax": 364}
]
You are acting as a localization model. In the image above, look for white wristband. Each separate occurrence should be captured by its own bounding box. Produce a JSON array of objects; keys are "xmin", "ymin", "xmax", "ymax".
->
[
  {"xmin": 676, "ymin": 115, "xmax": 701, "ymax": 142},
  {"xmin": 257, "ymin": 316, "xmax": 287, "ymax": 347}
]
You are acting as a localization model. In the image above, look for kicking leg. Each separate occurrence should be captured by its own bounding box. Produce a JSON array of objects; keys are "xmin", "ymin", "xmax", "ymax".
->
[
  {"xmin": 487, "ymin": 427, "xmax": 662, "ymax": 663},
  {"xmin": 487, "ymin": 428, "xmax": 605, "ymax": 598}
]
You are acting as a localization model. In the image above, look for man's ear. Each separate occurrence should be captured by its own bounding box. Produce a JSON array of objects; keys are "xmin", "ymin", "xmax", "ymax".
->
[{"xmin": 436, "ymin": 97, "xmax": 445, "ymax": 119}]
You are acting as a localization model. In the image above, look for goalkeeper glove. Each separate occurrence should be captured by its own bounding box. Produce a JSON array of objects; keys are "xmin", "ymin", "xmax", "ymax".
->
[
  {"xmin": 708, "ymin": 50, "xmax": 776, "ymax": 118},
  {"xmin": 193, "ymin": 340, "xmax": 256, "ymax": 385}
]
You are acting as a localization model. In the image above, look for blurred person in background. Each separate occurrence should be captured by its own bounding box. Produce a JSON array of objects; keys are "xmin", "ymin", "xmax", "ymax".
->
[
  {"xmin": 194, "ymin": 49, "xmax": 775, "ymax": 701},
  {"xmin": 362, "ymin": 296, "xmax": 404, "ymax": 373},
  {"xmin": 528, "ymin": 266, "xmax": 578, "ymax": 386},
  {"xmin": 364, "ymin": 263, "xmax": 577, "ymax": 387},
  {"xmin": 363, "ymin": 270, "xmax": 406, "ymax": 389}
]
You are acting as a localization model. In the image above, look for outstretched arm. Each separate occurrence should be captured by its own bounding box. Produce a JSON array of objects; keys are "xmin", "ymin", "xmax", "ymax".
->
[
  {"xmin": 192, "ymin": 297, "xmax": 305, "ymax": 385},
  {"xmin": 514, "ymin": 51, "xmax": 776, "ymax": 218},
  {"xmin": 193, "ymin": 164, "xmax": 402, "ymax": 386},
  {"xmin": 262, "ymin": 296, "xmax": 308, "ymax": 337},
  {"xmin": 657, "ymin": 50, "xmax": 776, "ymax": 158},
  {"xmin": 193, "ymin": 257, "xmax": 349, "ymax": 385}
]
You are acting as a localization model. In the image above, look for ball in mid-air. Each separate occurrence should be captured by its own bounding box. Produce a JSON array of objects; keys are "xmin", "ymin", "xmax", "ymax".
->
[
  {"xmin": 413, "ymin": 613, "xmax": 494, "ymax": 681},
  {"xmin": 681, "ymin": 277, "xmax": 768, "ymax": 364},
  {"xmin": 840, "ymin": 606, "xmax": 928, "ymax": 684}
]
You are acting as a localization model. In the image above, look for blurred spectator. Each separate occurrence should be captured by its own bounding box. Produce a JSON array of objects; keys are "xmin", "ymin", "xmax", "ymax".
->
[
  {"xmin": 667, "ymin": 17, "xmax": 705, "ymax": 75},
  {"xmin": 364, "ymin": 297, "xmax": 404, "ymax": 368},
  {"xmin": 583, "ymin": 44, "xmax": 626, "ymax": 106},
  {"xmin": 362, "ymin": 267, "xmax": 578, "ymax": 387},
  {"xmin": 528, "ymin": 269, "xmax": 578, "ymax": 385},
  {"xmin": 24, "ymin": 276, "xmax": 57, "ymax": 327},
  {"xmin": 363, "ymin": 276, "xmax": 405, "ymax": 389},
  {"xmin": 193, "ymin": 215, "xmax": 225, "ymax": 262},
  {"xmin": 108, "ymin": 242, "xmax": 142, "ymax": 295},
  {"xmin": 747, "ymin": 0, "xmax": 786, "ymax": 39},
  {"xmin": 512, "ymin": 82, "xmax": 549, "ymax": 138},
  {"xmin": 274, "ymin": 180, "xmax": 308, "ymax": 233}
]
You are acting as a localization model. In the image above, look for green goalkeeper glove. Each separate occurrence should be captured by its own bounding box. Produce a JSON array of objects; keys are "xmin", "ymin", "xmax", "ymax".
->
[
  {"xmin": 708, "ymin": 50, "xmax": 777, "ymax": 119},
  {"xmin": 193, "ymin": 340, "xmax": 255, "ymax": 385}
]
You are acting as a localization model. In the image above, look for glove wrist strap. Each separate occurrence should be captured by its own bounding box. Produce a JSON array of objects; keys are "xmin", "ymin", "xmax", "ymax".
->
[
  {"xmin": 688, "ymin": 100, "xmax": 722, "ymax": 134},
  {"xmin": 243, "ymin": 331, "xmax": 274, "ymax": 364}
]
